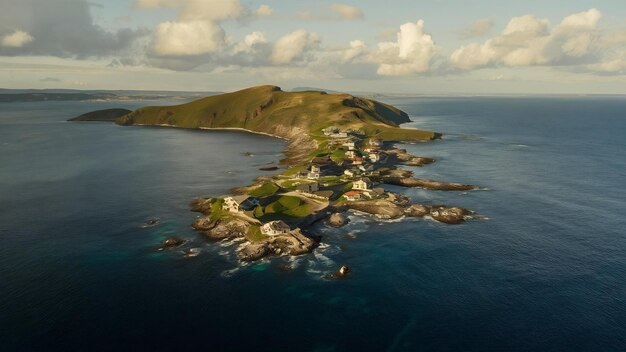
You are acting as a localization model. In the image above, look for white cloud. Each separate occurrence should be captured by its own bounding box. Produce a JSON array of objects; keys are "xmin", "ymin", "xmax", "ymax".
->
[
  {"xmin": 450, "ymin": 8, "xmax": 603, "ymax": 70},
  {"xmin": 233, "ymin": 31, "xmax": 268, "ymax": 54},
  {"xmin": 297, "ymin": 3, "xmax": 363, "ymax": 21},
  {"xmin": 460, "ymin": 18, "xmax": 495, "ymax": 39},
  {"xmin": 151, "ymin": 21, "xmax": 224, "ymax": 56},
  {"xmin": 256, "ymin": 5, "xmax": 273, "ymax": 17},
  {"xmin": 341, "ymin": 40, "xmax": 367, "ymax": 62},
  {"xmin": 329, "ymin": 4, "xmax": 363, "ymax": 20},
  {"xmin": 271, "ymin": 30, "xmax": 319, "ymax": 65},
  {"xmin": 1, "ymin": 30, "xmax": 33, "ymax": 47},
  {"xmin": 370, "ymin": 20, "xmax": 438, "ymax": 75}
]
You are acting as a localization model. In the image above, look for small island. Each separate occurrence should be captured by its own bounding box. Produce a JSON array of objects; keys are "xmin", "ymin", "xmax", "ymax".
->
[{"xmin": 71, "ymin": 85, "xmax": 480, "ymax": 262}]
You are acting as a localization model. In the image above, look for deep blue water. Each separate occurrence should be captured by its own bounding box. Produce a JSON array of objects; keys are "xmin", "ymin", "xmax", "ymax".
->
[{"xmin": 1, "ymin": 96, "xmax": 625, "ymax": 351}]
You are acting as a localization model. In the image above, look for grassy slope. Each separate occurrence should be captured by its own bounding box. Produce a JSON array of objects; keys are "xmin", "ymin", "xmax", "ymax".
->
[{"xmin": 117, "ymin": 85, "xmax": 438, "ymax": 142}]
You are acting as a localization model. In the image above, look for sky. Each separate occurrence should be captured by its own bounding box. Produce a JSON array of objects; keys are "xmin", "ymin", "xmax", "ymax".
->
[{"xmin": 1, "ymin": 0, "xmax": 626, "ymax": 94}]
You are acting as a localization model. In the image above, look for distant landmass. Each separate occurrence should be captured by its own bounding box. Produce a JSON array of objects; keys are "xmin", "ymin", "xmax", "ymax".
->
[
  {"xmin": 69, "ymin": 108, "xmax": 132, "ymax": 122},
  {"xmin": 116, "ymin": 85, "xmax": 438, "ymax": 147},
  {"xmin": 0, "ymin": 88, "xmax": 222, "ymax": 103}
]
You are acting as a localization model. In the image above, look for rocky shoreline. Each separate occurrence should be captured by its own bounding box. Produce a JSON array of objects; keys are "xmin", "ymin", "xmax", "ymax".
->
[{"xmin": 184, "ymin": 138, "xmax": 482, "ymax": 262}]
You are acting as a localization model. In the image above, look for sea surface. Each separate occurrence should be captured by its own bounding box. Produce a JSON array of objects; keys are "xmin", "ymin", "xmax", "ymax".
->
[{"xmin": 1, "ymin": 96, "xmax": 625, "ymax": 351}]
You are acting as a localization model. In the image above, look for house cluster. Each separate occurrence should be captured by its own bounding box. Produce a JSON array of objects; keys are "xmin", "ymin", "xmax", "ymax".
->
[{"xmin": 221, "ymin": 197, "xmax": 293, "ymax": 237}]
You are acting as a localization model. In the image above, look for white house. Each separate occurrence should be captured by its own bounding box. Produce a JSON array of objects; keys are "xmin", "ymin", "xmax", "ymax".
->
[
  {"xmin": 368, "ymin": 153, "xmax": 380, "ymax": 162},
  {"xmin": 330, "ymin": 132, "xmax": 348, "ymax": 139},
  {"xmin": 345, "ymin": 150, "xmax": 356, "ymax": 159},
  {"xmin": 222, "ymin": 197, "xmax": 240, "ymax": 212},
  {"xmin": 352, "ymin": 177, "xmax": 372, "ymax": 191},
  {"xmin": 261, "ymin": 220, "xmax": 291, "ymax": 236},
  {"xmin": 369, "ymin": 139, "xmax": 381, "ymax": 146},
  {"xmin": 222, "ymin": 195, "xmax": 260, "ymax": 212},
  {"xmin": 307, "ymin": 165, "xmax": 321, "ymax": 179},
  {"xmin": 344, "ymin": 191, "xmax": 361, "ymax": 201},
  {"xmin": 343, "ymin": 141, "xmax": 356, "ymax": 150}
]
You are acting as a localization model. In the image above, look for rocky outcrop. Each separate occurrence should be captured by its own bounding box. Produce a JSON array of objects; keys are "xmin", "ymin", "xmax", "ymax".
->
[
  {"xmin": 189, "ymin": 198, "xmax": 213, "ymax": 215},
  {"xmin": 330, "ymin": 265, "xmax": 351, "ymax": 279},
  {"xmin": 327, "ymin": 212, "xmax": 349, "ymax": 227},
  {"xmin": 158, "ymin": 237, "xmax": 185, "ymax": 251},
  {"xmin": 403, "ymin": 204, "xmax": 473, "ymax": 224},
  {"xmin": 237, "ymin": 229, "xmax": 318, "ymax": 261},
  {"xmin": 381, "ymin": 177, "xmax": 474, "ymax": 191},
  {"xmin": 192, "ymin": 216, "xmax": 250, "ymax": 240},
  {"xmin": 345, "ymin": 199, "xmax": 405, "ymax": 219},
  {"xmin": 404, "ymin": 204, "xmax": 431, "ymax": 217},
  {"xmin": 403, "ymin": 157, "xmax": 435, "ymax": 167},
  {"xmin": 429, "ymin": 206, "xmax": 473, "ymax": 224}
]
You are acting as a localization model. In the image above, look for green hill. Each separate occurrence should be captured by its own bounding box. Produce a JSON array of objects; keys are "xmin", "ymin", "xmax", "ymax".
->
[{"xmin": 116, "ymin": 85, "xmax": 439, "ymax": 142}]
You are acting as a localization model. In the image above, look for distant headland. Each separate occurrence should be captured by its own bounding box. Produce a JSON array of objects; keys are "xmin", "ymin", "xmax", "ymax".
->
[{"xmin": 70, "ymin": 85, "xmax": 480, "ymax": 265}]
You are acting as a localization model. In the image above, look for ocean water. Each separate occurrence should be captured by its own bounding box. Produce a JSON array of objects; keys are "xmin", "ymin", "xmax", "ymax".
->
[{"xmin": 1, "ymin": 96, "xmax": 625, "ymax": 351}]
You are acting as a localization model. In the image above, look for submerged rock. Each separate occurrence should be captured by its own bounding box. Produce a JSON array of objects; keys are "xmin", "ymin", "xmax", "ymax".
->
[
  {"xmin": 140, "ymin": 218, "xmax": 160, "ymax": 228},
  {"xmin": 331, "ymin": 265, "xmax": 351, "ymax": 278},
  {"xmin": 158, "ymin": 237, "xmax": 185, "ymax": 251},
  {"xmin": 184, "ymin": 248, "xmax": 201, "ymax": 258},
  {"xmin": 327, "ymin": 212, "xmax": 349, "ymax": 227}
]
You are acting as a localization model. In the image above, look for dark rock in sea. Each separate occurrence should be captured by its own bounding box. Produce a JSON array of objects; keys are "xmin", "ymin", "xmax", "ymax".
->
[
  {"xmin": 183, "ymin": 248, "xmax": 201, "ymax": 258},
  {"xmin": 68, "ymin": 108, "xmax": 131, "ymax": 122},
  {"xmin": 429, "ymin": 206, "xmax": 473, "ymax": 224},
  {"xmin": 140, "ymin": 218, "xmax": 160, "ymax": 228},
  {"xmin": 331, "ymin": 265, "xmax": 351, "ymax": 278},
  {"xmin": 259, "ymin": 166, "xmax": 279, "ymax": 171},
  {"xmin": 241, "ymin": 152, "xmax": 254, "ymax": 157},
  {"xmin": 327, "ymin": 212, "xmax": 349, "ymax": 227},
  {"xmin": 158, "ymin": 237, "xmax": 185, "ymax": 251},
  {"xmin": 404, "ymin": 204, "xmax": 431, "ymax": 217}
]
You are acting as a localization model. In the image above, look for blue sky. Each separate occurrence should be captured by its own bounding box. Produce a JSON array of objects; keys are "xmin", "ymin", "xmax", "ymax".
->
[{"xmin": 1, "ymin": 0, "xmax": 626, "ymax": 94}]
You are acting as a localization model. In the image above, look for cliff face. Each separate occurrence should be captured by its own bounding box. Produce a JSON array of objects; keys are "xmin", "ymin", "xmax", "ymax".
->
[{"xmin": 116, "ymin": 85, "xmax": 437, "ymax": 142}]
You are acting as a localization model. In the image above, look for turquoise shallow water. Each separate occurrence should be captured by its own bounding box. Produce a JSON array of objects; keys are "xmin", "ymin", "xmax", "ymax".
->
[{"xmin": 1, "ymin": 96, "xmax": 625, "ymax": 351}]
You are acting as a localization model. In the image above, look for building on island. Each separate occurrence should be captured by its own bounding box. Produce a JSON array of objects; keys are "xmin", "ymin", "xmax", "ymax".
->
[
  {"xmin": 344, "ymin": 191, "xmax": 361, "ymax": 201},
  {"xmin": 352, "ymin": 177, "xmax": 372, "ymax": 191},
  {"xmin": 345, "ymin": 150, "xmax": 356, "ymax": 159},
  {"xmin": 307, "ymin": 164, "xmax": 321, "ymax": 179},
  {"xmin": 322, "ymin": 127, "xmax": 339, "ymax": 136},
  {"xmin": 329, "ymin": 132, "xmax": 348, "ymax": 139},
  {"xmin": 368, "ymin": 153, "xmax": 380, "ymax": 162},
  {"xmin": 352, "ymin": 157, "xmax": 363, "ymax": 166},
  {"xmin": 223, "ymin": 195, "xmax": 260, "ymax": 212},
  {"xmin": 297, "ymin": 182, "xmax": 319, "ymax": 193},
  {"xmin": 261, "ymin": 220, "xmax": 291, "ymax": 236},
  {"xmin": 343, "ymin": 141, "xmax": 356, "ymax": 150},
  {"xmin": 369, "ymin": 139, "xmax": 382, "ymax": 146}
]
